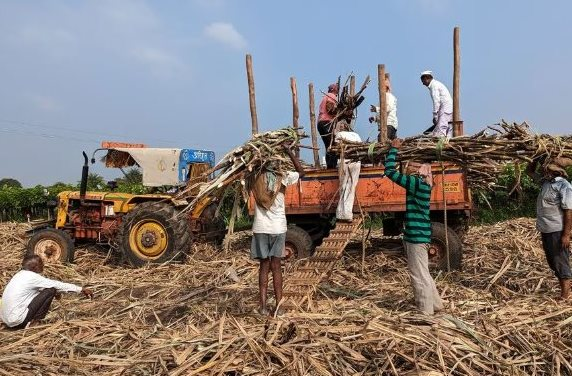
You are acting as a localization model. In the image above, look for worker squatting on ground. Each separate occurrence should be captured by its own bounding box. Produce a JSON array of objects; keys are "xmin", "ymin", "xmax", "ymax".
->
[
  {"xmin": 317, "ymin": 83, "xmax": 339, "ymax": 169},
  {"xmin": 335, "ymin": 123, "xmax": 362, "ymax": 222},
  {"xmin": 420, "ymin": 71, "xmax": 453, "ymax": 138},
  {"xmin": 369, "ymin": 79, "xmax": 399, "ymax": 140},
  {"xmin": 0, "ymin": 255, "xmax": 93, "ymax": 329},
  {"xmin": 385, "ymin": 138, "xmax": 444, "ymax": 315},
  {"xmin": 527, "ymin": 157, "xmax": 572, "ymax": 300},
  {"xmin": 250, "ymin": 145, "xmax": 305, "ymax": 316}
]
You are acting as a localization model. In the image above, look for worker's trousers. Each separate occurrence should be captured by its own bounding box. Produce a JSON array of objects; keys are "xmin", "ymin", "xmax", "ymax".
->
[
  {"xmin": 14, "ymin": 287, "xmax": 57, "ymax": 329},
  {"xmin": 336, "ymin": 161, "xmax": 361, "ymax": 220},
  {"xmin": 404, "ymin": 242, "xmax": 443, "ymax": 315},
  {"xmin": 432, "ymin": 112, "xmax": 453, "ymax": 138}
]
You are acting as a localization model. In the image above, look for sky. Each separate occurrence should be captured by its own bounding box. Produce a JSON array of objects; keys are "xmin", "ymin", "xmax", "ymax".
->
[{"xmin": 0, "ymin": 0, "xmax": 571, "ymax": 187}]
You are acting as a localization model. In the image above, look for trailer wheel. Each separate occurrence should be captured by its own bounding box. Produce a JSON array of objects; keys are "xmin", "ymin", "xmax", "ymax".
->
[
  {"xmin": 118, "ymin": 202, "xmax": 191, "ymax": 267},
  {"xmin": 428, "ymin": 222, "xmax": 463, "ymax": 271},
  {"xmin": 26, "ymin": 228, "xmax": 74, "ymax": 264},
  {"xmin": 285, "ymin": 225, "xmax": 313, "ymax": 259}
]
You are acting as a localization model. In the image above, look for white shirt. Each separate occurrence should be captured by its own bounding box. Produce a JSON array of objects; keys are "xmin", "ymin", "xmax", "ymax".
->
[
  {"xmin": 428, "ymin": 79, "xmax": 453, "ymax": 115},
  {"xmin": 1, "ymin": 270, "xmax": 82, "ymax": 327},
  {"xmin": 252, "ymin": 171, "xmax": 300, "ymax": 234},
  {"xmin": 373, "ymin": 93, "xmax": 398, "ymax": 129}
]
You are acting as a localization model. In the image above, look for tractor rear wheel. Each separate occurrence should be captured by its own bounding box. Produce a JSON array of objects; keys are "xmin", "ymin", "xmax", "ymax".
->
[
  {"xmin": 26, "ymin": 228, "xmax": 74, "ymax": 264},
  {"xmin": 285, "ymin": 225, "xmax": 313, "ymax": 259},
  {"xmin": 118, "ymin": 202, "xmax": 191, "ymax": 267},
  {"xmin": 428, "ymin": 222, "xmax": 463, "ymax": 271}
]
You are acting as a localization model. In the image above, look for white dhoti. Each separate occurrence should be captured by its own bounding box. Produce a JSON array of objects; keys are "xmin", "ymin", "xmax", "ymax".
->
[
  {"xmin": 336, "ymin": 161, "xmax": 361, "ymax": 220},
  {"xmin": 432, "ymin": 112, "xmax": 453, "ymax": 138}
]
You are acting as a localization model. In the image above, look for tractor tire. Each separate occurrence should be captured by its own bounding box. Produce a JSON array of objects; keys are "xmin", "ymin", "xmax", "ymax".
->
[
  {"xmin": 26, "ymin": 228, "xmax": 74, "ymax": 264},
  {"xmin": 118, "ymin": 202, "xmax": 191, "ymax": 267},
  {"xmin": 428, "ymin": 222, "xmax": 463, "ymax": 271},
  {"xmin": 285, "ymin": 225, "xmax": 314, "ymax": 259}
]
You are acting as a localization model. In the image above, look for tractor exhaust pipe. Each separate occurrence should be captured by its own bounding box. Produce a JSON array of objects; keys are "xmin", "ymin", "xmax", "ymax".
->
[{"xmin": 80, "ymin": 151, "xmax": 89, "ymax": 200}]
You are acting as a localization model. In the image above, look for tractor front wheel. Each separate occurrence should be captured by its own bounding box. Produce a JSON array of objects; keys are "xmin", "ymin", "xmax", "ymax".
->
[
  {"xmin": 26, "ymin": 228, "xmax": 74, "ymax": 264},
  {"xmin": 118, "ymin": 202, "xmax": 191, "ymax": 267}
]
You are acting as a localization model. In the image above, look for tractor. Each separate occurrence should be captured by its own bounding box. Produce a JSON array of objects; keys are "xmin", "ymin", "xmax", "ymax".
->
[{"xmin": 26, "ymin": 142, "xmax": 225, "ymax": 267}]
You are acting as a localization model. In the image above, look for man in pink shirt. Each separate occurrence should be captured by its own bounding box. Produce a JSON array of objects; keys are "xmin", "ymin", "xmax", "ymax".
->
[{"xmin": 317, "ymin": 83, "xmax": 339, "ymax": 169}]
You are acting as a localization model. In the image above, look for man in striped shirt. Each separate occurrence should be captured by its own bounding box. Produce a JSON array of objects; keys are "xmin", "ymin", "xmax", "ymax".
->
[{"xmin": 385, "ymin": 138, "xmax": 443, "ymax": 315}]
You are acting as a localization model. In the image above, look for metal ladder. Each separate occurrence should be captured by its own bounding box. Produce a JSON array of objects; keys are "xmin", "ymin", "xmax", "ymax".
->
[{"xmin": 280, "ymin": 216, "xmax": 363, "ymax": 311}]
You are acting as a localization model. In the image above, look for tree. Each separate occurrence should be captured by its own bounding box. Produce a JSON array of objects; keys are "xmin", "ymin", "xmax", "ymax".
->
[
  {"xmin": 84, "ymin": 173, "xmax": 107, "ymax": 191},
  {"xmin": 0, "ymin": 178, "xmax": 22, "ymax": 189},
  {"xmin": 120, "ymin": 168, "xmax": 143, "ymax": 185}
]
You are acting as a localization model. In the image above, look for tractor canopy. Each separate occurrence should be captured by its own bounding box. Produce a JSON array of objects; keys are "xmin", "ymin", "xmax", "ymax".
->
[{"xmin": 103, "ymin": 147, "xmax": 215, "ymax": 187}]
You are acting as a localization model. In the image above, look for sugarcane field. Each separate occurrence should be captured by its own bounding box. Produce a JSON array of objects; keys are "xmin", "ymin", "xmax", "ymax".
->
[{"xmin": 2, "ymin": 2, "xmax": 572, "ymax": 376}]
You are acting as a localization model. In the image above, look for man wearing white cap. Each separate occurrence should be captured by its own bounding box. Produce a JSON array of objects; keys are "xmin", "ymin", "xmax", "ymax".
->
[{"xmin": 420, "ymin": 71, "xmax": 453, "ymax": 138}]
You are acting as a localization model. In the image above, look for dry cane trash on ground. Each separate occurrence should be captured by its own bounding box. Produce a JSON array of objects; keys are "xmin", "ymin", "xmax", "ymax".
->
[{"xmin": 1, "ymin": 219, "xmax": 571, "ymax": 375}]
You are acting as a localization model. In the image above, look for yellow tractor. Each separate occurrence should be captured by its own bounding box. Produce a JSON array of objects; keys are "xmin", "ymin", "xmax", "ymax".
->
[{"xmin": 26, "ymin": 143, "xmax": 225, "ymax": 267}]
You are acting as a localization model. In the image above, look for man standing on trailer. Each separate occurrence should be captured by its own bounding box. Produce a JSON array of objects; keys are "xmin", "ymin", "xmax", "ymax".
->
[
  {"xmin": 527, "ymin": 157, "xmax": 572, "ymax": 300},
  {"xmin": 384, "ymin": 138, "xmax": 443, "ymax": 315},
  {"xmin": 317, "ymin": 83, "xmax": 339, "ymax": 169},
  {"xmin": 420, "ymin": 71, "xmax": 453, "ymax": 138},
  {"xmin": 369, "ymin": 78, "xmax": 398, "ymax": 140},
  {"xmin": 250, "ymin": 145, "xmax": 305, "ymax": 316}
]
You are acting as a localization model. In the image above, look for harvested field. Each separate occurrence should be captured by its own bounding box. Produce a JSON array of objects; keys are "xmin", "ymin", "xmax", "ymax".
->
[{"xmin": 1, "ymin": 219, "xmax": 571, "ymax": 375}]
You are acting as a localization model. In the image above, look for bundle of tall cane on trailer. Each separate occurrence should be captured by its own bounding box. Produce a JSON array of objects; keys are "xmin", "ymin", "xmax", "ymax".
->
[
  {"xmin": 177, "ymin": 127, "xmax": 307, "ymax": 229},
  {"xmin": 331, "ymin": 120, "xmax": 572, "ymax": 191}
]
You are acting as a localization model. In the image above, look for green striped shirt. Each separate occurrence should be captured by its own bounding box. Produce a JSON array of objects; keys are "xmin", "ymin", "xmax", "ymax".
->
[{"xmin": 384, "ymin": 147, "xmax": 432, "ymax": 243}]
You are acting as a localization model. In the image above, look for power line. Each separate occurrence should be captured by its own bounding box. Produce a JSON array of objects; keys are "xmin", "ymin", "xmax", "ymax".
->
[
  {"xmin": 0, "ymin": 128, "xmax": 100, "ymax": 144},
  {"xmin": 0, "ymin": 118, "xmax": 184, "ymax": 145}
]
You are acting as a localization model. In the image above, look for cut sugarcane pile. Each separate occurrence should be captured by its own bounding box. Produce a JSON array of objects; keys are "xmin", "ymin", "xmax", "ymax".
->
[
  {"xmin": 177, "ymin": 127, "xmax": 305, "ymax": 214},
  {"xmin": 332, "ymin": 120, "xmax": 572, "ymax": 190},
  {"xmin": 1, "ymin": 218, "xmax": 571, "ymax": 375}
]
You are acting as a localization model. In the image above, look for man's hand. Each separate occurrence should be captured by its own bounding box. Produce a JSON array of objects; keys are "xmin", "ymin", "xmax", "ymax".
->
[
  {"xmin": 562, "ymin": 234, "xmax": 570, "ymax": 252},
  {"xmin": 391, "ymin": 138, "xmax": 403, "ymax": 149},
  {"xmin": 368, "ymin": 116, "xmax": 375, "ymax": 123},
  {"xmin": 81, "ymin": 287, "xmax": 93, "ymax": 299},
  {"xmin": 370, "ymin": 104, "xmax": 377, "ymax": 113},
  {"xmin": 432, "ymin": 116, "xmax": 438, "ymax": 126}
]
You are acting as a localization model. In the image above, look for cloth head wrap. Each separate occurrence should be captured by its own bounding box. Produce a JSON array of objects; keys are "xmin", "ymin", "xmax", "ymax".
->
[{"xmin": 418, "ymin": 163, "xmax": 433, "ymax": 187}]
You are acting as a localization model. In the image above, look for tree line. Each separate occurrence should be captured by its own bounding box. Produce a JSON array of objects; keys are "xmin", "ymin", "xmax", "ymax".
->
[{"xmin": 1, "ymin": 165, "xmax": 570, "ymax": 223}]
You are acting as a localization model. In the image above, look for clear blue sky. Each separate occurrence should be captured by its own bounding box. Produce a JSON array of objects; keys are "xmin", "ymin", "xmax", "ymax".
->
[{"xmin": 1, "ymin": 0, "xmax": 571, "ymax": 187}]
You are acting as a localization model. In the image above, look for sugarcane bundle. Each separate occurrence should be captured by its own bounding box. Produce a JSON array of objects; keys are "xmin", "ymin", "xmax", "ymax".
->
[
  {"xmin": 177, "ymin": 127, "xmax": 306, "ymax": 214},
  {"xmin": 331, "ymin": 120, "xmax": 572, "ymax": 190}
]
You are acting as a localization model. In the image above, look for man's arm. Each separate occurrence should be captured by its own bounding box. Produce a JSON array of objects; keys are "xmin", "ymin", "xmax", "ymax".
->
[
  {"xmin": 384, "ymin": 139, "xmax": 414, "ymax": 191},
  {"xmin": 562, "ymin": 209, "xmax": 571, "ymax": 251},
  {"xmin": 32, "ymin": 273, "xmax": 92, "ymax": 297},
  {"xmin": 283, "ymin": 145, "xmax": 305, "ymax": 178},
  {"xmin": 430, "ymin": 85, "xmax": 440, "ymax": 121}
]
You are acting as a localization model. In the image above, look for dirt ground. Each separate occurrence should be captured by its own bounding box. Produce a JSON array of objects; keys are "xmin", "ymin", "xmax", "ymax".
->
[{"xmin": 0, "ymin": 219, "xmax": 570, "ymax": 375}]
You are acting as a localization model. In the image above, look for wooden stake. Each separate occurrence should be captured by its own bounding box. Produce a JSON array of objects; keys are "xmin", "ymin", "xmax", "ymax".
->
[
  {"xmin": 290, "ymin": 77, "xmax": 300, "ymax": 158},
  {"xmin": 453, "ymin": 27, "xmax": 463, "ymax": 136},
  {"xmin": 246, "ymin": 54, "xmax": 258, "ymax": 135},
  {"xmin": 308, "ymin": 83, "xmax": 320, "ymax": 167},
  {"xmin": 378, "ymin": 64, "xmax": 387, "ymax": 143}
]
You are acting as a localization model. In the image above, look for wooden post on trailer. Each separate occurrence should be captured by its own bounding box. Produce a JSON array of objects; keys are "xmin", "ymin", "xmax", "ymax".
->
[
  {"xmin": 453, "ymin": 26, "xmax": 463, "ymax": 136},
  {"xmin": 308, "ymin": 83, "xmax": 320, "ymax": 167},
  {"xmin": 246, "ymin": 54, "xmax": 259, "ymax": 135},
  {"xmin": 377, "ymin": 64, "xmax": 387, "ymax": 143},
  {"xmin": 290, "ymin": 77, "xmax": 300, "ymax": 157}
]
